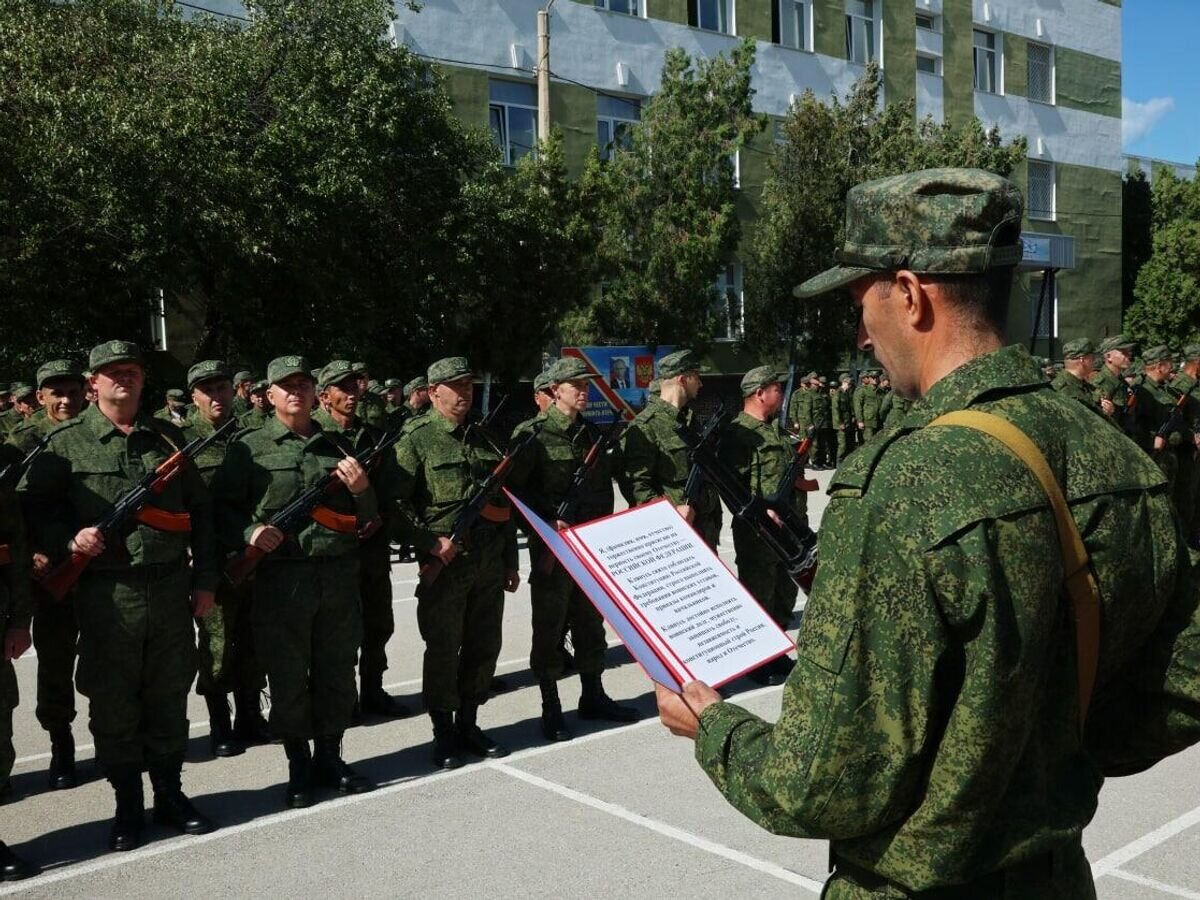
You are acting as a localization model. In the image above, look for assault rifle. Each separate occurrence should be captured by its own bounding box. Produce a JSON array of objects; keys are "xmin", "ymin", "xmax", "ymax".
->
[
  {"xmin": 1156, "ymin": 387, "xmax": 1190, "ymax": 448},
  {"xmin": 42, "ymin": 418, "xmax": 239, "ymax": 601},
  {"xmin": 0, "ymin": 437, "xmax": 49, "ymax": 491},
  {"xmin": 225, "ymin": 424, "xmax": 405, "ymax": 586},
  {"xmin": 679, "ymin": 402, "xmax": 725, "ymax": 510},
  {"xmin": 419, "ymin": 421, "xmax": 544, "ymax": 587},
  {"xmin": 771, "ymin": 436, "xmax": 819, "ymax": 507}
]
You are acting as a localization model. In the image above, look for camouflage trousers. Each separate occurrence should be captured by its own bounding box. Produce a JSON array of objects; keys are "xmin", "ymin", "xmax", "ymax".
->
[
  {"xmin": 0, "ymin": 660, "xmax": 16, "ymax": 788},
  {"xmin": 415, "ymin": 529, "xmax": 505, "ymax": 712},
  {"xmin": 358, "ymin": 538, "xmax": 395, "ymax": 682},
  {"xmin": 814, "ymin": 428, "xmax": 836, "ymax": 467},
  {"xmin": 836, "ymin": 427, "xmax": 853, "ymax": 462},
  {"xmin": 252, "ymin": 556, "xmax": 362, "ymax": 740},
  {"xmin": 196, "ymin": 577, "xmax": 262, "ymax": 697},
  {"xmin": 32, "ymin": 585, "xmax": 77, "ymax": 732},
  {"xmin": 732, "ymin": 521, "xmax": 800, "ymax": 631},
  {"xmin": 74, "ymin": 564, "xmax": 197, "ymax": 773},
  {"xmin": 528, "ymin": 544, "xmax": 607, "ymax": 681}
]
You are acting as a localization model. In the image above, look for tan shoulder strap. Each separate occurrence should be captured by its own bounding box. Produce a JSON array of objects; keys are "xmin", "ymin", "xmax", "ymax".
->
[{"xmin": 929, "ymin": 410, "xmax": 1100, "ymax": 728}]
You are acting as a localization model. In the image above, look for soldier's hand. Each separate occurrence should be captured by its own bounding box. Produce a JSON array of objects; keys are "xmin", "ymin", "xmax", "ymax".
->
[
  {"xmin": 1154, "ymin": 435, "xmax": 1167, "ymax": 452},
  {"xmin": 504, "ymin": 569, "xmax": 520, "ymax": 593},
  {"xmin": 3, "ymin": 626, "xmax": 31, "ymax": 662},
  {"xmin": 655, "ymin": 681, "xmax": 721, "ymax": 739},
  {"xmin": 1193, "ymin": 433, "xmax": 1200, "ymax": 451},
  {"xmin": 335, "ymin": 457, "xmax": 369, "ymax": 495},
  {"xmin": 676, "ymin": 504, "xmax": 696, "ymax": 524},
  {"xmin": 1100, "ymin": 398, "xmax": 1115, "ymax": 416},
  {"xmin": 191, "ymin": 589, "xmax": 215, "ymax": 618},
  {"xmin": 70, "ymin": 527, "xmax": 105, "ymax": 558},
  {"xmin": 857, "ymin": 421, "xmax": 866, "ymax": 430},
  {"xmin": 766, "ymin": 509, "xmax": 784, "ymax": 528},
  {"xmin": 30, "ymin": 552, "xmax": 50, "ymax": 578},
  {"xmin": 358, "ymin": 516, "xmax": 382, "ymax": 540},
  {"xmin": 554, "ymin": 520, "xmax": 570, "ymax": 532},
  {"xmin": 431, "ymin": 536, "xmax": 458, "ymax": 565},
  {"xmin": 250, "ymin": 525, "xmax": 285, "ymax": 552}
]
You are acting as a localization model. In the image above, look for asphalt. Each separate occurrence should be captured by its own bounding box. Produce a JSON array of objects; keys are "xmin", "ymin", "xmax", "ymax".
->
[{"xmin": 3, "ymin": 470, "xmax": 1200, "ymax": 898}]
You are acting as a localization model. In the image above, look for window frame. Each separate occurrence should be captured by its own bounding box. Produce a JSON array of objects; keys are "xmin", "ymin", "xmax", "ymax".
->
[
  {"xmin": 916, "ymin": 53, "xmax": 941, "ymax": 76},
  {"xmin": 776, "ymin": 0, "xmax": 810, "ymax": 51},
  {"xmin": 845, "ymin": 1, "xmax": 878, "ymax": 67},
  {"xmin": 593, "ymin": 0, "xmax": 643, "ymax": 17},
  {"xmin": 972, "ymin": 28, "xmax": 1001, "ymax": 95},
  {"xmin": 713, "ymin": 261, "xmax": 745, "ymax": 343},
  {"xmin": 596, "ymin": 96, "xmax": 642, "ymax": 161},
  {"xmin": 915, "ymin": 12, "xmax": 937, "ymax": 31},
  {"xmin": 1026, "ymin": 40, "xmax": 1055, "ymax": 105},
  {"xmin": 692, "ymin": 0, "xmax": 735, "ymax": 34},
  {"xmin": 1027, "ymin": 159, "xmax": 1056, "ymax": 222},
  {"xmin": 488, "ymin": 80, "xmax": 539, "ymax": 168},
  {"xmin": 1029, "ymin": 272, "xmax": 1058, "ymax": 340}
]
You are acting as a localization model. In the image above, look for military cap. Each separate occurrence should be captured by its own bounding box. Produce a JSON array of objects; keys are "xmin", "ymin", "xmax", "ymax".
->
[
  {"xmin": 10, "ymin": 382, "xmax": 35, "ymax": 400},
  {"xmin": 1097, "ymin": 334, "xmax": 1136, "ymax": 354},
  {"xmin": 351, "ymin": 361, "xmax": 368, "ymax": 375},
  {"xmin": 317, "ymin": 359, "xmax": 357, "ymax": 389},
  {"xmin": 532, "ymin": 371, "xmax": 553, "ymax": 393},
  {"xmin": 233, "ymin": 370, "xmax": 254, "ymax": 385},
  {"xmin": 546, "ymin": 357, "xmax": 600, "ymax": 384},
  {"xmin": 36, "ymin": 359, "xmax": 84, "ymax": 388},
  {"xmin": 403, "ymin": 375, "xmax": 427, "ymax": 396},
  {"xmin": 804, "ymin": 371, "xmax": 818, "ymax": 382},
  {"xmin": 1061, "ymin": 338, "xmax": 1095, "ymax": 359},
  {"xmin": 656, "ymin": 349, "xmax": 706, "ymax": 379},
  {"xmin": 795, "ymin": 168, "xmax": 1024, "ymax": 299},
  {"xmin": 1184, "ymin": 344, "xmax": 1200, "ymax": 361},
  {"xmin": 368, "ymin": 383, "xmax": 386, "ymax": 396},
  {"xmin": 740, "ymin": 365, "xmax": 788, "ymax": 397},
  {"xmin": 165, "ymin": 388, "xmax": 187, "ymax": 402},
  {"xmin": 89, "ymin": 339, "xmax": 142, "ymax": 372},
  {"xmin": 1143, "ymin": 345, "xmax": 1172, "ymax": 363},
  {"xmin": 251, "ymin": 380, "xmax": 268, "ymax": 393},
  {"xmin": 383, "ymin": 378, "xmax": 401, "ymax": 390},
  {"xmin": 427, "ymin": 357, "xmax": 473, "ymax": 385},
  {"xmin": 186, "ymin": 359, "xmax": 232, "ymax": 391},
  {"xmin": 267, "ymin": 355, "xmax": 313, "ymax": 385}
]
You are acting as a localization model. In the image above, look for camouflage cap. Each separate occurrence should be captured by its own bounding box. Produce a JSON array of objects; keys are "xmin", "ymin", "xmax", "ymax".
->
[
  {"xmin": 1097, "ymin": 334, "xmax": 1136, "ymax": 354},
  {"xmin": 317, "ymin": 359, "xmax": 358, "ymax": 390},
  {"xmin": 1184, "ymin": 344, "xmax": 1200, "ymax": 361},
  {"xmin": 383, "ymin": 378, "xmax": 401, "ymax": 390},
  {"xmin": 1143, "ymin": 345, "xmax": 1172, "ymax": 363},
  {"xmin": 36, "ymin": 359, "xmax": 85, "ymax": 388},
  {"xmin": 657, "ymin": 350, "xmax": 706, "ymax": 379},
  {"xmin": 804, "ymin": 371, "xmax": 818, "ymax": 382},
  {"xmin": 89, "ymin": 340, "xmax": 143, "ymax": 372},
  {"xmin": 251, "ymin": 380, "xmax": 268, "ymax": 394},
  {"xmin": 547, "ymin": 357, "xmax": 600, "ymax": 384},
  {"xmin": 1061, "ymin": 338, "xmax": 1095, "ymax": 359},
  {"xmin": 166, "ymin": 388, "xmax": 187, "ymax": 402},
  {"xmin": 403, "ymin": 376, "xmax": 428, "ymax": 396},
  {"xmin": 427, "ymin": 357, "xmax": 473, "ymax": 385},
  {"xmin": 233, "ymin": 370, "xmax": 254, "ymax": 385},
  {"xmin": 186, "ymin": 359, "xmax": 232, "ymax": 391},
  {"xmin": 740, "ymin": 365, "xmax": 788, "ymax": 397},
  {"xmin": 351, "ymin": 361, "xmax": 369, "ymax": 375},
  {"xmin": 11, "ymin": 382, "xmax": 35, "ymax": 400},
  {"xmin": 532, "ymin": 371, "xmax": 553, "ymax": 393},
  {"xmin": 795, "ymin": 168, "xmax": 1024, "ymax": 299},
  {"xmin": 267, "ymin": 355, "xmax": 313, "ymax": 385}
]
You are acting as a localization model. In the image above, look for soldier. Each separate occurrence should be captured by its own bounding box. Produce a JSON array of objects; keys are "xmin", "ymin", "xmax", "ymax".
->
[
  {"xmin": 1091, "ymin": 334, "xmax": 1135, "ymax": 432},
  {"xmin": 313, "ymin": 360, "xmax": 409, "ymax": 721},
  {"xmin": 621, "ymin": 350, "xmax": 722, "ymax": 548},
  {"xmin": 832, "ymin": 374, "xmax": 855, "ymax": 462},
  {"xmin": 809, "ymin": 375, "xmax": 834, "ymax": 468},
  {"xmin": 656, "ymin": 168, "xmax": 1200, "ymax": 896},
  {"xmin": 21, "ymin": 340, "xmax": 217, "ymax": 851},
  {"xmin": 382, "ymin": 379, "xmax": 404, "ymax": 416},
  {"xmin": 154, "ymin": 389, "xmax": 189, "ymax": 425},
  {"xmin": 1169, "ymin": 344, "xmax": 1200, "ymax": 546},
  {"xmin": 392, "ymin": 357, "xmax": 520, "ymax": 769},
  {"xmin": 182, "ymin": 360, "xmax": 268, "ymax": 758},
  {"xmin": 10, "ymin": 385, "xmax": 37, "ymax": 425},
  {"xmin": 403, "ymin": 376, "xmax": 430, "ymax": 421},
  {"xmin": 718, "ymin": 365, "xmax": 805, "ymax": 685},
  {"xmin": 507, "ymin": 358, "xmax": 636, "ymax": 743},
  {"xmin": 1135, "ymin": 346, "xmax": 1186, "ymax": 489},
  {"xmin": 352, "ymin": 363, "xmax": 388, "ymax": 429},
  {"xmin": 238, "ymin": 380, "xmax": 271, "ymax": 429},
  {"xmin": 231, "ymin": 371, "xmax": 254, "ymax": 416},
  {"xmin": 852, "ymin": 370, "xmax": 883, "ymax": 441},
  {"xmin": 11, "ymin": 360, "xmax": 86, "ymax": 790},
  {"xmin": 214, "ymin": 356, "xmax": 376, "ymax": 807},
  {"xmin": 0, "ymin": 386, "xmax": 15, "ymax": 435},
  {"xmin": 1051, "ymin": 338, "xmax": 1104, "ymax": 416},
  {"xmin": 785, "ymin": 373, "xmax": 814, "ymax": 439}
]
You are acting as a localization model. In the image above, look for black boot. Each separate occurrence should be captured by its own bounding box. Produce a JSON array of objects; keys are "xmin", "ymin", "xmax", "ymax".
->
[
  {"xmin": 359, "ymin": 672, "xmax": 412, "ymax": 719},
  {"xmin": 538, "ymin": 680, "xmax": 572, "ymax": 743},
  {"xmin": 578, "ymin": 674, "xmax": 638, "ymax": 722},
  {"xmin": 149, "ymin": 762, "xmax": 214, "ymax": 835},
  {"xmin": 455, "ymin": 704, "xmax": 509, "ymax": 759},
  {"xmin": 204, "ymin": 694, "xmax": 245, "ymax": 758},
  {"xmin": 47, "ymin": 727, "xmax": 77, "ymax": 790},
  {"xmin": 430, "ymin": 711, "xmax": 463, "ymax": 770},
  {"xmin": 232, "ymin": 688, "xmax": 271, "ymax": 745},
  {"xmin": 283, "ymin": 739, "xmax": 313, "ymax": 809},
  {"xmin": 0, "ymin": 843, "xmax": 40, "ymax": 882},
  {"xmin": 107, "ymin": 769, "xmax": 145, "ymax": 852},
  {"xmin": 313, "ymin": 735, "xmax": 375, "ymax": 795}
]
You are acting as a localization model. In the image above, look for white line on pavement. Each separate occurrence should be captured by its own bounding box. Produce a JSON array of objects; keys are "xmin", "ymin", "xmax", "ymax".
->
[
  {"xmin": 491, "ymin": 762, "xmax": 824, "ymax": 894},
  {"xmin": 1106, "ymin": 869, "xmax": 1200, "ymax": 899},
  {"xmin": 1091, "ymin": 803, "xmax": 1200, "ymax": 877}
]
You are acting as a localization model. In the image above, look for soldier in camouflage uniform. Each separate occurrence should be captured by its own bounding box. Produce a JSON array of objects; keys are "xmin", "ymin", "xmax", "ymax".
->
[
  {"xmin": 809, "ymin": 375, "xmax": 834, "ymax": 468},
  {"xmin": 392, "ymin": 357, "xmax": 520, "ymax": 769},
  {"xmin": 154, "ymin": 389, "xmax": 189, "ymax": 425},
  {"xmin": 621, "ymin": 349, "xmax": 722, "ymax": 548},
  {"xmin": 1090, "ymin": 334, "xmax": 1135, "ymax": 432},
  {"xmin": 718, "ymin": 365, "xmax": 806, "ymax": 686},
  {"xmin": 1050, "ymin": 338, "xmax": 1105, "ymax": 418},
  {"xmin": 508, "ymin": 358, "xmax": 636, "ymax": 743},
  {"xmin": 402, "ymin": 375, "xmax": 430, "ymax": 422},
  {"xmin": 657, "ymin": 169, "xmax": 1200, "ymax": 898},
  {"xmin": 1134, "ymin": 345, "xmax": 1187, "ymax": 490},
  {"xmin": 21, "ymin": 340, "xmax": 217, "ymax": 851},
  {"xmin": 831, "ymin": 374, "xmax": 855, "ymax": 461},
  {"xmin": 237, "ymin": 381, "xmax": 271, "ymax": 429},
  {"xmin": 10, "ymin": 360, "xmax": 86, "ymax": 790},
  {"xmin": 0, "ymin": 386, "xmax": 16, "ymax": 436},
  {"xmin": 231, "ymin": 371, "xmax": 254, "ymax": 417},
  {"xmin": 8, "ymin": 385, "xmax": 37, "ymax": 428},
  {"xmin": 214, "ymin": 356, "xmax": 377, "ymax": 808},
  {"xmin": 852, "ymin": 371, "xmax": 883, "ymax": 442},
  {"xmin": 785, "ymin": 373, "xmax": 814, "ymax": 439},
  {"xmin": 352, "ymin": 362, "xmax": 388, "ymax": 429},
  {"xmin": 1169, "ymin": 344, "xmax": 1200, "ymax": 545}
]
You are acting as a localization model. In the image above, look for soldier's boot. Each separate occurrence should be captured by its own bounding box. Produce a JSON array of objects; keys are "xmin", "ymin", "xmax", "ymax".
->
[
  {"xmin": 232, "ymin": 688, "xmax": 271, "ymax": 745},
  {"xmin": 283, "ymin": 739, "xmax": 313, "ymax": 809},
  {"xmin": 47, "ymin": 727, "xmax": 77, "ymax": 790},
  {"xmin": 107, "ymin": 768, "xmax": 145, "ymax": 852},
  {"xmin": 313, "ymin": 735, "xmax": 375, "ymax": 795},
  {"xmin": 204, "ymin": 694, "xmax": 245, "ymax": 759},
  {"xmin": 577, "ymin": 674, "xmax": 638, "ymax": 723},
  {"xmin": 455, "ymin": 704, "xmax": 509, "ymax": 759},
  {"xmin": 429, "ymin": 711, "xmax": 464, "ymax": 770},
  {"xmin": 0, "ymin": 843, "xmax": 40, "ymax": 882},
  {"xmin": 359, "ymin": 671, "xmax": 412, "ymax": 719},
  {"xmin": 538, "ymin": 680, "xmax": 572, "ymax": 743},
  {"xmin": 149, "ymin": 762, "xmax": 215, "ymax": 836}
]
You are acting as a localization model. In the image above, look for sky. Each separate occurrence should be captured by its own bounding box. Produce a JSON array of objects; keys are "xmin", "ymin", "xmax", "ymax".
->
[{"xmin": 1122, "ymin": 1, "xmax": 1197, "ymax": 164}]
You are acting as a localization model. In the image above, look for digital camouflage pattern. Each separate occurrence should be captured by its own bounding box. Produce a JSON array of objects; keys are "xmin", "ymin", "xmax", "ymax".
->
[
  {"xmin": 852, "ymin": 382, "xmax": 883, "ymax": 439},
  {"xmin": 1090, "ymin": 364, "xmax": 1132, "ymax": 433},
  {"xmin": 694, "ymin": 346, "xmax": 1200, "ymax": 897},
  {"xmin": 7, "ymin": 409, "xmax": 55, "ymax": 454},
  {"xmin": 1051, "ymin": 368, "xmax": 1102, "ymax": 415},
  {"xmin": 786, "ymin": 384, "xmax": 813, "ymax": 435},
  {"xmin": 832, "ymin": 384, "xmax": 855, "ymax": 460}
]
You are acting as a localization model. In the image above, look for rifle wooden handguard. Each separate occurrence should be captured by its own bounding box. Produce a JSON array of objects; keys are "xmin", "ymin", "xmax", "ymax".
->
[
  {"xmin": 479, "ymin": 502, "xmax": 510, "ymax": 524},
  {"xmin": 310, "ymin": 504, "xmax": 359, "ymax": 534},
  {"xmin": 134, "ymin": 507, "xmax": 192, "ymax": 532}
]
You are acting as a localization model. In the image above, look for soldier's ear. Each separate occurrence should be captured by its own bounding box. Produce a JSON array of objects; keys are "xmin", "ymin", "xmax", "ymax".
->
[{"xmin": 895, "ymin": 270, "xmax": 932, "ymax": 330}]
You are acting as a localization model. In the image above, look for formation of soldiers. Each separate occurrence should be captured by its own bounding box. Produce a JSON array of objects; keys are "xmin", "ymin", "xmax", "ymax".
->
[{"xmin": 785, "ymin": 367, "xmax": 909, "ymax": 468}]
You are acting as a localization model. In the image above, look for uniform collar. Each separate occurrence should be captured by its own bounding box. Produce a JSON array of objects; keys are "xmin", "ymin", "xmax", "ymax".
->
[
  {"xmin": 906, "ymin": 345, "xmax": 1045, "ymax": 426},
  {"xmin": 261, "ymin": 413, "xmax": 328, "ymax": 445},
  {"xmin": 648, "ymin": 396, "xmax": 687, "ymax": 422},
  {"xmin": 313, "ymin": 407, "xmax": 359, "ymax": 435},
  {"xmin": 83, "ymin": 402, "xmax": 158, "ymax": 441},
  {"xmin": 542, "ymin": 404, "xmax": 580, "ymax": 434}
]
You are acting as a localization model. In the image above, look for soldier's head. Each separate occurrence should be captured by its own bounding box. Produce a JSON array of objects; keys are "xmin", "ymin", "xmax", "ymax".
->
[
  {"xmin": 1097, "ymin": 335, "xmax": 1135, "ymax": 374},
  {"xmin": 740, "ymin": 365, "xmax": 787, "ymax": 419},
  {"xmin": 795, "ymin": 169, "xmax": 1023, "ymax": 401},
  {"xmin": 12, "ymin": 383, "xmax": 37, "ymax": 418},
  {"xmin": 1182, "ymin": 345, "xmax": 1200, "ymax": 378},
  {"xmin": 1061, "ymin": 339, "xmax": 1097, "ymax": 379},
  {"xmin": 1142, "ymin": 346, "xmax": 1173, "ymax": 384},
  {"xmin": 187, "ymin": 360, "xmax": 234, "ymax": 425},
  {"xmin": 266, "ymin": 356, "xmax": 316, "ymax": 421},
  {"xmin": 34, "ymin": 360, "xmax": 86, "ymax": 424},
  {"xmin": 233, "ymin": 371, "xmax": 254, "ymax": 399},
  {"xmin": 87, "ymin": 341, "xmax": 145, "ymax": 412},
  {"xmin": 317, "ymin": 361, "xmax": 362, "ymax": 421},
  {"xmin": 351, "ymin": 361, "xmax": 370, "ymax": 397},
  {"xmin": 657, "ymin": 350, "xmax": 704, "ymax": 406},
  {"xmin": 404, "ymin": 375, "xmax": 429, "ymax": 411},
  {"xmin": 547, "ymin": 358, "xmax": 599, "ymax": 419},
  {"xmin": 531, "ymin": 371, "xmax": 554, "ymax": 413},
  {"xmin": 427, "ymin": 357, "xmax": 474, "ymax": 424},
  {"xmin": 249, "ymin": 381, "xmax": 269, "ymax": 411}
]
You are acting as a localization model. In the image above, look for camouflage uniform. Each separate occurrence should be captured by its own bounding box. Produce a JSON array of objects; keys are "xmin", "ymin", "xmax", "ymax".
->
[
  {"xmin": 691, "ymin": 170, "xmax": 1200, "ymax": 897},
  {"xmin": 1050, "ymin": 339, "xmax": 1103, "ymax": 416},
  {"xmin": 832, "ymin": 380, "xmax": 855, "ymax": 461},
  {"xmin": 880, "ymin": 390, "xmax": 912, "ymax": 430},
  {"xmin": 809, "ymin": 382, "xmax": 834, "ymax": 467},
  {"xmin": 852, "ymin": 380, "xmax": 883, "ymax": 441},
  {"xmin": 0, "ymin": 477, "xmax": 33, "ymax": 797},
  {"xmin": 1090, "ymin": 335, "xmax": 1136, "ymax": 434},
  {"xmin": 786, "ymin": 376, "xmax": 814, "ymax": 437}
]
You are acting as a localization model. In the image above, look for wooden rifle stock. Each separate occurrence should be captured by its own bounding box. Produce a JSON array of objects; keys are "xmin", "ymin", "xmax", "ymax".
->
[
  {"xmin": 224, "ymin": 545, "xmax": 268, "ymax": 587},
  {"xmin": 39, "ymin": 550, "xmax": 92, "ymax": 602}
]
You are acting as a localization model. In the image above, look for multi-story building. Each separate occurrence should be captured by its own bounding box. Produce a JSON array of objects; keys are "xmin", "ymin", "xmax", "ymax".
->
[{"xmin": 394, "ymin": 0, "xmax": 1125, "ymax": 359}]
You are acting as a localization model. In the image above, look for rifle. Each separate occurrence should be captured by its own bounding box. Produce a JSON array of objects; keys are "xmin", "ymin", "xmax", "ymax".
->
[
  {"xmin": 41, "ymin": 418, "xmax": 239, "ymax": 601},
  {"xmin": 676, "ymin": 419, "xmax": 818, "ymax": 592},
  {"xmin": 224, "ymin": 424, "xmax": 405, "ymax": 586},
  {"xmin": 0, "ymin": 437, "xmax": 49, "ymax": 490},
  {"xmin": 679, "ymin": 402, "xmax": 725, "ymax": 510},
  {"xmin": 479, "ymin": 394, "xmax": 508, "ymax": 428},
  {"xmin": 419, "ymin": 421, "xmax": 543, "ymax": 587},
  {"xmin": 1156, "ymin": 387, "xmax": 1190, "ymax": 448},
  {"xmin": 771, "ymin": 436, "xmax": 818, "ymax": 507}
]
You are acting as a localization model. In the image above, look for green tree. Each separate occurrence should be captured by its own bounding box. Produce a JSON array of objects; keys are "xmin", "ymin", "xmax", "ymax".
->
[{"xmin": 1122, "ymin": 166, "xmax": 1154, "ymax": 315}]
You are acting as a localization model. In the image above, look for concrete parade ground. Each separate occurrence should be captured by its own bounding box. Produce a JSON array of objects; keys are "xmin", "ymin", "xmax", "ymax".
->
[{"xmin": 4, "ymin": 470, "xmax": 1200, "ymax": 898}]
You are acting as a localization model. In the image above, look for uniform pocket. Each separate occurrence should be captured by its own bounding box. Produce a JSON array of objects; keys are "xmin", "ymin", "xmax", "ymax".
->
[
  {"xmin": 794, "ymin": 605, "xmax": 855, "ymax": 758},
  {"xmin": 429, "ymin": 459, "xmax": 468, "ymax": 503}
]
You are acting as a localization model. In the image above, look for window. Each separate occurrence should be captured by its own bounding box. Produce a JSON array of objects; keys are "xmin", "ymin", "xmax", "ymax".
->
[
  {"xmin": 776, "ymin": 0, "xmax": 808, "ymax": 51},
  {"xmin": 845, "ymin": 1, "xmax": 876, "ymax": 65},
  {"xmin": 1030, "ymin": 274, "xmax": 1057, "ymax": 339},
  {"xmin": 915, "ymin": 12, "xmax": 937, "ymax": 31},
  {"xmin": 1027, "ymin": 160, "xmax": 1055, "ymax": 221},
  {"xmin": 973, "ymin": 29, "xmax": 999, "ymax": 93},
  {"xmin": 1027, "ymin": 41, "xmax": 1054, "ymax": 104},
  {"xmin": 597, "ymin": 95, "xmax": 641, "ymax": 161},
  {"xmin": 713, "ymin": 262, "xmax": 744, "ymax": 341},
  {"xmin": 489, "ymin": 80, "xmax": 537, "ymax": 167},
  {"xmin": 916, "ymin": 54, "xmax": 940, "ymax": 76},
  {"xmin": 690, "ymin": 0, "xmax": 733, "ymax": 34},
  {"xmin": 594, "ymin": 0, "xmax": 640, "ymax": 14}
]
